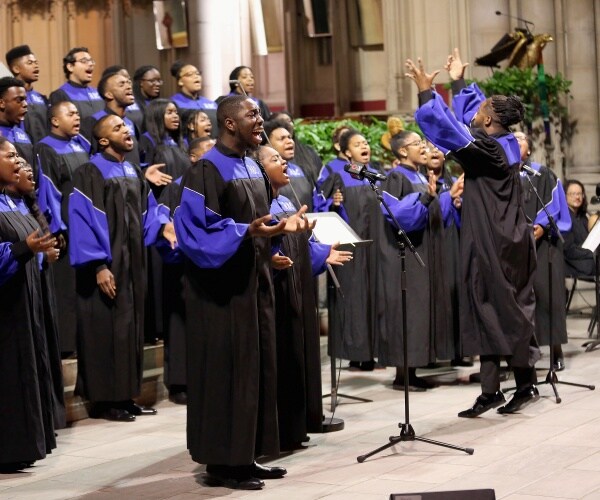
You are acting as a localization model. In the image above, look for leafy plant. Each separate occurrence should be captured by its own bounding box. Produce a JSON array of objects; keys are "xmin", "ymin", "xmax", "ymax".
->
[{"xmin": 294, "ymin": 116, "xmax": 422, "ymax": 166}]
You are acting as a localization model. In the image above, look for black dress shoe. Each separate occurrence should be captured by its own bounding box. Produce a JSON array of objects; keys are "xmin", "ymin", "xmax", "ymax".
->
[
  {"xmin": 458, "ymin": 391, "xmax": 506, "ymax": 418},
  {"xmin": 497, "ymin": 385, "xmax": 540, "ymax": 414},
  {"xmin": 0, "ymin": 462, "xmax": 29, "ymax": 473},
  {"xmin": 204, "ymin": 472, "xmax": 264, "ymax": 490},
  {"xmin": 169, "ymin": 391, "xmax": 188, "ymax": 405},
  {"xmin": 348, "ymin": 361, "xmax": 361, "ymax": 371},
  {"xmin": 553, "ymin": 358, "xmax": 565, "ymax": 372},
  {"xmin": 122, "ymin": 401, "xmax": 157, "ymax": 416},
  {"xmin": 252, "ymin": 461, "xmax": 287, "ymax": 479},
  {"xmin": 92, "ymin": 408, "xmax": 136, "ymax": 422}
]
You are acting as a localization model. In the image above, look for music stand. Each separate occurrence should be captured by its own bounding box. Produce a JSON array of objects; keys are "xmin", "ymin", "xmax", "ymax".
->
[
  {"xmin": 581, "ymin": 221, "xmax": 600, "ymax": 351},
  {"xmin": 305, "ymin": 212, "xmax": 373, "ymax": 412}
]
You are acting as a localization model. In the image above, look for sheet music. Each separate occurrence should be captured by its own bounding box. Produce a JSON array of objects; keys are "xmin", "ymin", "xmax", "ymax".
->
[
  {"xmin": 305, "ymin": 212, "xmax": 368, "ymax": 246},
  {"xmin": 582, "ymin": 218, "xmax": 600, "ymax": 252}
]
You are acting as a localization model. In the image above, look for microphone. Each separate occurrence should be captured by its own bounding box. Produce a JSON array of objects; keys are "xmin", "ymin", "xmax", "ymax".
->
[
  {"xmin": 521, "ymin": 164, "xmax": 541, "ymax": 177},
  {"xmin": 344, "ymin": 163, "xmax": 387, "ymax": 182},
  {"xmin": 495, "ymin": 10, "xmax": 534, "ymax": 31},
  {"xmin": 229, "ymin": 79, "xmax": 241, "ymax": 86}
]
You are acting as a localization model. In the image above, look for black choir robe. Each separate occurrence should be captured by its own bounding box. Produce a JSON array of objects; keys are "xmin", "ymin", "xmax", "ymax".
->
[
  {"xmin": 375, "ymin": 166, "xmax": 455, "ymax": 367},
  {"xmin": 49, "ymin": 82, "xmax": 105, "ymax": 122},
  {"xmin": 34, "ymin": 133, "xmax": 91, "ymax": 353},
  {"xmin": 173, "ymin": 143, "xmax": 279, "ymax": 466},
  {"xmin": 279, "ymin": 160, "xmax": 315, "ymax": 211},
  {"xmin": 318, "ymin": 164, "xmax": 381, "ymax": 361},
  {"xmin": 521, "ymin": 162, "xmax": 571, "ymax": 346},
  {"xmin": 293, "ymin": 141, "xmax": 323, "ymax": 187},
  {"xmin": 156, "ymin": 178, "xmax": 186, "ymax": 389},
  {"xmin": 270, "ymin": 194, "xmax": 327, "ymax": 447},
  {"xmin": 11, "ymin": 196, "xmax": 66, "ymax": 429},
  {"xmin": 415, "ymin": 81, "xmax": 536, "ymax": 367},
  {"xmin": 0, "ymin": 195, "xmax": 56, "ymax": 465},
  {"xmin": 25, "ymin": 89, "xmax": 49, "ymax": 144},
  {"xmin": 139, "ymin": 132, "xmax": 191, "ymax": 342},
  {"xmin": 68, "ymin": 153, "xmax": 163, "ymax": 402}
]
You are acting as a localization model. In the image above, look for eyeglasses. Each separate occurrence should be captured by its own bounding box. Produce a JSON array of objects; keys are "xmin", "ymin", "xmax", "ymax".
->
[
  {"xmin": 141, "ymin": 79, "xmax": 163, "ymax": 85},
  {"xmin": 567, "ymin": 192, "xmax": 584, "ymax": 198},
  {"xmin": 404, "ymin": 139, "xmax": 426, "ymax": 148},
  {"xmin": 181, "ymin": 70, "xmax": 201, "ymax": 78},
  {"xmin": 75, "ymin": 57, "xmax": 95, "ymax": 65}
]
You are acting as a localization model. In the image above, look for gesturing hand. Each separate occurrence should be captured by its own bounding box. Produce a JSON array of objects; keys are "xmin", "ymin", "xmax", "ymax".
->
[
  {"xmin": 97, "ymin": 268, "xmax": 117, "ymax": 299},
  {"xmin": 248, "ymin": 214, "xmax": 286, "ymax": 238},
  {"xmin": 405, "ymin": 57, "xmax": 440, "ymax": 92},
  {"xmin": 450, "ymin": 173, "xmax": 465, "ymax": 199},
  {"xmin": 145, "ymin": 163, "xmax": 173, "ymax": 186},
  {"xmin": 444, "ymin": 47, "xmax": 469, "ymax": 81},
  {"xmin": 26, "ymin": 230, "xmax": 56, "ymax": 253},
  {"xmin": 326, "ymin": 242, "xmax": 353, "ymax": 266},
  {"xmin": 283, "ymin": 205, "xmax": 317, "ymax": 234}
]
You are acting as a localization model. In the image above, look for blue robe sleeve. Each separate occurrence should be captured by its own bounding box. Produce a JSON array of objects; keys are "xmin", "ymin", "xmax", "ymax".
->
[
  {"xmin": 381, "ymin": 171, "xmax": 430, "ymax": 232},
  {"xmin": 451, "ymin": 81, "xmax": 486, "ymax": 126},
  {"xmin": 68, "ymin": 164, "xmax": 112, "ymax": 267},
  {"xmin": 309, "ymin": 239, "xmax": 331, "ymax": 276},
  {"xmin": 415, "ymin": 90, "xmax": 474, "ymax": 155},
  {"xmin": 36, "ymin": 162, "xmax": 67, "ymax": 234},
  {"xmin": 0, "ymin": 242, "xmax": 21, "ymax": 286},
  {"xmin": 143, "ymin": 190, "xmax": 169, "ymax": 246},
  {"xmin": 533, "ymin": 176, "xmax": 572, "ymax": 233},
  {"xmin": 173, "ymin": 161, "xmax": 250, "ymax": 268}
]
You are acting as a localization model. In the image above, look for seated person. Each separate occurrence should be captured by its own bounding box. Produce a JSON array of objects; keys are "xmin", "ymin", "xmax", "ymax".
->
[{"xmin": 564, "ymin": 179, "xmax": 595, "ymax": 276}]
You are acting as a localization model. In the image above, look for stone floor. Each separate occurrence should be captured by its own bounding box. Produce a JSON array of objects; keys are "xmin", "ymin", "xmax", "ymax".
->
[{"xmin": 3, "ymin": 315, "xmax": 600, "ymax": 499}]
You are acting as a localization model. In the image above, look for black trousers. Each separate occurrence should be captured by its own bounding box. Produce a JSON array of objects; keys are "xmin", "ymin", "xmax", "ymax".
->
[{"xmin": 480, "ymin": 355, "xmax": 537, "ymax": 394}]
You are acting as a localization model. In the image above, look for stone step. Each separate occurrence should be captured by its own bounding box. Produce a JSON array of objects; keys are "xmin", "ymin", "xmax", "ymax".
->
[{"xmin": 62, "ymin": 343, "xmax": 167, "ymax": 424}]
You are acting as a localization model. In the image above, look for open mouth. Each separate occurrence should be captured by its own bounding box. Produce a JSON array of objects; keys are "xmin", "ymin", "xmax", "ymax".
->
[
  {"xmin": 252, "ymin": 128, "xmax": 263, "ymax": 141},
  {"xmin": 124, "ymin": 135, "xmax": 133, "ymax": 146}
]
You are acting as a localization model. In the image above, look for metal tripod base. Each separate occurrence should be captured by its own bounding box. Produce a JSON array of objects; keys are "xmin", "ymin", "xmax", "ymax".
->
[
  {"xmin": 536, "ymin": 369, "xmax": 595, "ymax": 404},
  {"xmin": 357, "ymin": 423, "xmax": 474, "ymax": 463},
  {"xmin": 582, "ymin": 340, "xmax": 600, "ymax": 352}
]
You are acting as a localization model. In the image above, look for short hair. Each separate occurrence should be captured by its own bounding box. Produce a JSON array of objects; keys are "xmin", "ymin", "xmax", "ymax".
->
[
  {"xmin": 6, "ymin": 45, "xmax": 33, "ymax": 67},
  {"xmin": 92, "ymin": 114, "xmax": 115, "ymax": 142},
  {"xmin": 0, "ymin": 76, "xmax": 25, "ymax": 98},
  {"xmin": 101, "ymin": 65, "xmax": 127, "ymax": 79},
  {"xmin": 216, "ymin": 94, "xmax": 250, "ymax": 129},
  {"xmin": 63, "ymin": 46, "xmax": 89, "ymax": 79},
  {"xmin": 228, "ymin": 65, "xmax": 251, "ymax": 92},
  {"xmin": 490, "ymin": 95, "xmax": 524, "ymax": 129},
  {"xmin": 133, "ymin": 65, "xmax": 160, "ymax": 112},
  {"xmin": 339, "ymin": 128, "xmax": 362, "ymax": 154},
  {"xmin": 97, "ymin": 72, "xmax": 123, "ymax": 100},
  {"xmin": 332, "ymin": 125, "xmax": 350, "ymax": 144},
  {"xmin": 188, "ymin": 136, "xmax": 213, "ymax": 151},
  {"xmin": 390, "ymin": 130, "xmax": 419, "ymax": 160},
  {"xmin": 49, "ymin": 100, "xmax": 76, "ymax": 119},
  {"xmin": 264, "ymin": 118, "xmax": 292, "ymax": 139},
  {"xmin": 0, "ymin": 136, "xmax": 9, "ymax": 149}
]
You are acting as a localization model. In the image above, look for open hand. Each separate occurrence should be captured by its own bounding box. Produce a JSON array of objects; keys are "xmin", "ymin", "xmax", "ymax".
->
[
  {"xmin": 145, "ymin": 163, "xmax": 172, "ymax": 186},
  {"xmin": 444, "ymin": 47, "xmax": 469, "ymax": 81},
  {"xmin": 427, "ymin": 171, "xmax": 438, "ymax": 197},
  {"xmin": 283, "ymin": 205, "xmax": 317, "ymax": 234},
  {"xmin": 326, "ymin": 242, "xmax": 353, "ymax": 266},
  {"xmin": 450, "ymin": 173, "xmax": 465, "ymax": 199},
  {"xmin": 405, "ymin": 57, "xmax": 440, "ymax": 92},
  {"xmin": 248, "ymin": 214, "xmax": 286, "ymax": 238}
]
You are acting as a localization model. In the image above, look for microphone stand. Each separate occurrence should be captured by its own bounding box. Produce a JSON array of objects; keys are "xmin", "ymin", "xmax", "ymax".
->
[
  {"xmin": 505, "ymin": 171, "xmax": 595, "ymax": 401},
  {"xmin": 357, "ymin": 178, "xmax": 473, "ymax": 463}
]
